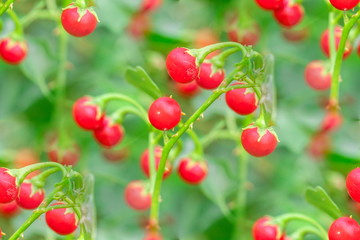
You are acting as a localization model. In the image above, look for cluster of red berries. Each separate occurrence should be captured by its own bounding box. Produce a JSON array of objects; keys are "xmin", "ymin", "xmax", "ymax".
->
[
  {"xmin": 0, "ymin": 168, "xmax": 78, "ymax": 235},
  {"xmin": 73, "ymin": 96, "xmax": 125, "ymax": 148}
]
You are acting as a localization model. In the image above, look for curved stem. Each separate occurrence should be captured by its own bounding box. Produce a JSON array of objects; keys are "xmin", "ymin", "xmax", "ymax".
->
[
  {"xmin": 0, "ymin": 0, "xmax": 15, "ymax": 16},
  {"xmin": 30, "ymin": 167, "xmax": 61, "ymax": 188},
  {"xmin": 7, "ymin": 9, "xmax": 23, "ymax": 36},
  {"xmin": 110, "ymin": 106, "xmax": 148, "ymax": 124},
  {"xmin": 290, "ymin": 226, "xmax": 325, "ymax": 240},
  {"xmin": 186, "ymin": 128, "xmax": 204, "ymax": 157}
]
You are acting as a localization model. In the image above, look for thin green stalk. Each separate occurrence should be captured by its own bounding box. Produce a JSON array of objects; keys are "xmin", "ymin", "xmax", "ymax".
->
[
  {"xmin": 6, "ymin": 9, "xmax": 23, "ymax": 36},
  {"xmin": 0, "ymin": 0, "xmax": 15, "ymax": 16},
  {"xmin": 290, "ymin": 226, "xmax": 324, "ymax": 240},
  {"xmin": 148, "ymin": 131, "xmax": 156, "ymax": 191},
  {"xmin": 186, "ymin": 128, "xmax": 204, "ymax": 157}
]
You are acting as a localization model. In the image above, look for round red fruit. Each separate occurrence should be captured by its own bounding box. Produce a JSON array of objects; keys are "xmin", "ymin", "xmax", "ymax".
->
[
  {"xmin": 144, "ymin": 231, "xmax": 163, "ymax": 240},
  {"xmin": 61, "ymin": 5, "xmax": 98, "ymax": 37},
  {"xmin": 320, "ymin": 27, "xmax": 352, "ymax": 59},
  {"xmin": 346, "ymin": 168, "xmax": 360, "ymax": 203},
  {"xmin": 148, "ymin": 97, "xmax": 181, "ymax": 131},
  {"xmin": 48, "ymin": 141, "xmax": 80, "ymax": 166},
  {"xmin": 255, "ymin": 0, "xmax": 283, "ymax": 10},
  {"xmin": 178, "ymin": 158, "xmax": 208, "ymax": 184},
  {"xmin": 241, "ymin": 126, "xmax": 278, "ymax": 157},
  {"xmin": 0, "ymin": 168, "xmax": 18, "ymax": 203},
  {"xmin": 141, "ymin": 0, "xmax": 162, "ymax": 12},
  {"xmin": 196, "ymin": 63, "xmax": 224, "ymax": 90},
  {"xmin": 166, "ymin": 48, "xmax": 199, "ymax": 83},
  {"xmin": 225, "ymin": 83, "xmax": 258, "ymax": 115},
  {"xmin": 0, "ymin": 201, "xmax": 20, "ymax": 218},
  {"xmin": 273, "ymin": 3, "xmax": 304, "ymax": 28},
  {"xmin": 321, "ymin": 111, "xmax": 343, "ymax": 133},
  {"xmin": 328, "ymin": 217, "xmax": 360, "ymax": 240},
  {"xmin": 253, "ymin": 216, "xmax": 285, "ymax": 240},
  {"xmin": 72, "ymin": 97, "xmax": 102, "ymax": 130},
  {"xmin": 304, "ymin": 60, "xmax": 331, "ymax": 91},
  {"xmin": 173, "ymin": 81, "xmax": 200, "ymax": 98},
  {"xmin": 93, "ymin": 117, "xmax": 125, "ymax": 148},
  {"xmin": 0, "ymin": 38, "xmax": 28, "ymax": 64},
  {"xmin": 124, "ymin": 181, "xmax": 151, "ymax": 211},
  {"xmin": 45, "ymin": 202, "xmax": 78, "ymax": 235},
  {"xmin": 16, "ymin": 182, "xmax": 45, "ymax": 210},
  {"xmin": 140, "ymin": 146, "xmax": 172, "ymax": 179},
  {"xmin": 329, "ymin": 0, "xmax": 359, "ymax": 11}
]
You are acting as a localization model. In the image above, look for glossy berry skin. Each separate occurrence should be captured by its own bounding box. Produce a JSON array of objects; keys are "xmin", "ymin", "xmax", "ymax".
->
[
  {"xmin": 61, "ymin": 5, "xmax": 97, "ymax": 37},
  {"xmin": 16, "ymin": 182, "xmax": 45, "ymax": 210},
  {"xmin": 148, "ymin": 97, "xmax": 182, "ymax": 131},
  {"xmin": 253, "ymin": 216, "xmax": 285, "ymax": 240},
  {"xmin": 73, "ymin": 97, "xmax": 102, "ymax": 130},
  {"xmin": 346, "ymin": 168, "xmax": 360, "ymax": 203},
  {"xmin": 225, "ymin": 83, "xmax": 258, "ymax": 115},
  {"xmin": 48, "ymin": 142, "xmax": 80, "ymax": 166},
  {"xmin": 173, "ymin": 81, "xmax": 200, "ymax": 98},
  {"xmin": 273, "ymin": 3, "xmax": 304, "ymax": 28},
  {"xmin": 320, "ymin": 27, "xmax": 352, "ymax": 59},
  {"xmin": 321, "ymin": 111, "xmax": 343, "ymax": 133},
  {"xmin": 166, "ymin": 48, "xmax": 199, "ymax": 83},
  {"xmin": 46, "ymin": 202, "xmax": 78, "ymax": 235},
  {"xmin": 178, "ymin": 158, "xmax": 208, "ymax": 185},
  {"xmin": 304, "ymin": 61, "xmax": 331, "ymax": 91},
  {"xmin": 93, "ymin": 117, "xmax": 125, "ymax": 148},
  {"xmin": 328, "ymin": 217, "xmax": 360, "ymax": 240},
  {"xmin": 141, "ymin": 0, "xmax": 163, "ymax": 12},
  {"xmin": 255, "ymin": 0, "xmax": 283, "ymax": 10},
  {"xmin": 124, "ymin": 181, "xmax": 151, "ymax": 211},
  {"xmin": 241, "ymin": 126, "xmax": 278, "ymax": 157},
  {"xmin": 196, "ymin": 63, "xmax": 225, "ymax": 90},
  {"xmin": 140, "ymin": 146, "xmax": 172, "ymax": 179},
  {"xmin": 143, "ymin": 231, "xmax": 163, "ymax": 240},
  {"xmin": 0, "ymin": 168, "xmax": 18, "ymax": 203},
  {"xmin": 0, "ymin": 201, "xmax": 20, "ymax": 218},
  {"xmin": 0, "ymin": 38, "xmax": 28, "ymax": 64},
  {"xmin": 329, "ymin": 0, "xmax": 359, "ymax": 11}
]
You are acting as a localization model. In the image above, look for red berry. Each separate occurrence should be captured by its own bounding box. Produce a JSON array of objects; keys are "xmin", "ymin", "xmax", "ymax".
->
[
  {"xmin": 0, "ymin": 168, "xmax": 18, "ymax": 203},
  {"xmin": 140, "ymin": 146, "xmax": 172, "ymax": 179},
  {"xmin": 148, "ymin": 97, "xmax": 182, "ymax": 131},
  {"xmin": 178, "ymin": 158, "xmax": 208, "ymax": 184},
  {"xmin": 141, "ymin": 0, "xmax": 162, "ymax": 12},
  {"xmin": 228, "ymin": 22, "xmax": 260, "ymax": 46},
  {"xmin": 173, "ymin": 81, "xmax": 201, "ymax": 98},
  {"xmin": 102, "ymin": 147, "xmax": 130, "ymax": 163},
  {"xmin": 124, "ymin": 181, "xmax": 151, "ymax": 211},
  {"xmin": 93, "ymin": 117, "xmax": 125, "ymax": 148},
  {"xmin": 225, "ymin": 83, "xmax": 258, "ymax": 115},
  {"xmin": 282, "ymin": 27, "xmax": 309, "ymax": 42},
  {"xmin": 45, "ymin": 202, "xmax": 78, "ymax": 235},
  {"xmin": 166, "ymin": 47, "xmax": 199, "ymax": 83},
  {"xmin": 273, "ymin": 2, "xmax": 304, "ymax": 28},
  {"xmin": 73, "ymin": 97, "xmax": 102, "ymax": 130},
  {"xmin": 346, "ymin": 168, "xmax": 360, "ymax": 203},
  {"xmin": 255, "ymin": 0, "xmax": 283, "ymax": 10},
  {"xmin": 241, "ymin": 126, "xmax": 278, "ymax": 157},
  {"xmin": 196, "ymin": 63, "xmax": 225, "ymax": 90},
  {"xmin": 127, "ymin": 12, "xmax": 151, "ymax": 39},
  {"xmin": 143, "ymin": 231, "xmax": 163, "ymax": 240},
  {"xmin": 328, "ymin": 217, "xmax": 360, "ymax": 240},
  {"xmin": 16, "ymin": 182, "xmax": 45, "ymax": 210},
  {"xmin": 252, "ymin": 216, "xmax": 285, "ymax": 240},
  {"xmin": 0, "ymin": 201, "xmax": 20, "ymax": 218},
  {"xmin": 320, "ymin": 27, "xmax": 352, "ymax": 59},
  {"xmin": 329, "ymin": 0, "xmax": 359, "ymax": 11},
  {"xmin": 321, "ymin": 111, "xmax": 343, "ymax": 133},
  {"xmin": 304, "ymin": 60, "xmax": 331, "ymax": 91},
  {"xmin": 0, "ymin": 38, "xmax": 28, "ymax": 64},
  {"xmin": 48, "ymin": 141, "xmax": 80, "ymax": 166},
  {"xmin": 308, "ymin": 132, "xmax": 331, "ymax": 159},
  {"xmin": 61, "ymin": 5, "xmax": 98, "ymax": 37}
]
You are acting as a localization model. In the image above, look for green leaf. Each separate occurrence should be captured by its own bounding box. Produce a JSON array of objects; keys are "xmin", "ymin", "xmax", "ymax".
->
[
  {"xmin": 124, "ymin": 66, "xmax": 162, "ymax": 99},
  {"xmin": 305, "ymin": 186, "xmax": 342, "ymax": 219}
]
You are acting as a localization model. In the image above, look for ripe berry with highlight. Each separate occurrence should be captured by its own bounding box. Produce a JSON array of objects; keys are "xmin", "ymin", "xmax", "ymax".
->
[
  {"xmin": 61, "ymin": 5, "xmax": 98, "ymax": 37},
  {"xmin": 328, "ymin": 217, "xmax": 360, "ymax": 240},
  {"xmin": 148, "ymin": 97, "xmax": 182, "ymax": 131},
  {"xmin": 252, "ymin": 216, "xmax": 285, "ymax": 240},
  {"xmin": 225, "ymin": 83, "xmax": 258, "ymax": 115},
  {"xmin": 178, "ymin": 158, "xmax": 208, "ymax": 184},
  {"xmin": 255, "ymin": 0, "xmax": 283, "ymax": 10},
  {"xmin": 346, "ymin": 168, "xmax": 360, "ymax": 203},
  {"xmin": 241, "ymin": 126, "xmax": 278, "ymax": 157},
  {"xmin": 273, "ymin": 2, "xmax": 304, "ymax": 28},
  {"xmin": 93, "ymin": 117, "xmax": 125, "ymax": 148},
  {"xmin": 140, "ymin": 146, "xmax": 172, "ymax": 179},
  {"xmin": 320, "ymin": 27, "xmax": 352, "ymax": 59},
  {"xmin": 0, "ymin": 168, "xmax": 18, "ymax": 203},
  {"xmin": 73, "ymin": 97, "xmax": 102, "ymax": 130},
  {"xmin": 304, "ymin": 61, "xmax": 331, "ymax": 91},
  {"xmin": 0, "ymin": 38, "xmax": 28, "ymax": 64},
  {"xmin": 166, "ymin": 48, "xmax": 199, "ymax": 83},
  {"xmin": 329, "ymin": 0, "xmax": 359, "ymax": 11},
  {"xmin": 196, "ymin": 63, "xmax": 225, "ymax": 90},
  {"xmin": 124, "ymin": 181, "xmax": 151, "ymax": 211},
  {"xmin": 45, "ymin": 202, "xmax": 78, "ymax": 235},
  {"xmin": 0, "ymin": 201, "xmax": 20, "ymax": 218},
  {"xmin": 16, "ymin": 182, "xmax": 45, "ymax": 210}
]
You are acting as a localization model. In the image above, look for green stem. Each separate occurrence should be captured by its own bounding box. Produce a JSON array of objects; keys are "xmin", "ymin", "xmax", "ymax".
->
[
  {"xmin": 211, "ymin": 47, "xmax": 243, "ymax": 69},
  {"xmin": 110, "ymin": 106, "xmax": 147, "ymax": 124},
  {"xmin": 30, "ymin": 167, "xmax": 61, "ymax": 188},
  {"xmin": 290, "ymin": 226, "xmax": 324, "ymax": 240},
  {"xmin": 7, "ymin": 9, "xmax": 23, "ymax": 36},
  {"xmin": 148, "ymin": 131, "xmax": 156, "ymax": 192},
  {"xmin": 0, "ymin": 0, "xmax": 15, "ymax": 16},
  {"xmin": 186, "ymin": 128, "xmax": 204, "ymax": 157}
]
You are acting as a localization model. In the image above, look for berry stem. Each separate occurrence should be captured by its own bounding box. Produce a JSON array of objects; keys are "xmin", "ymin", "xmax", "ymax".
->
[
  {"xmin": 110, "ymin": 106, "xmax": 148, "ymax": 124},
  {"xmin": 30, "ymin": 167, "xmax": 61, "ymax": 188},
  {"xmin": 290, "ymin": 226, "xmax": 325, "ymax": 240},
  {"xmin": 0, "ymin": 0, "xmax": 15, "ymax": 16},
  {"xmin": 186, "ymin": 128, "xmax": 204, "ymax": 158},
  {"xmin": 6, "ymin": 9, "xmax": 23, "ymax": 37},
  {"xmin": 149, "ymin": 131, "xmax": 157, "ymax": 192}
]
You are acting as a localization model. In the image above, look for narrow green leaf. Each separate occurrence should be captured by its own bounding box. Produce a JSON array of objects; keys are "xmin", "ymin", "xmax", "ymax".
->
[
  {"xmin": 305, "ymin": 186, "xmax": 342, "ymax": 219},
  {"xmin": 124, "ymin": 66, "xmax": 162, "ymax": 100}
]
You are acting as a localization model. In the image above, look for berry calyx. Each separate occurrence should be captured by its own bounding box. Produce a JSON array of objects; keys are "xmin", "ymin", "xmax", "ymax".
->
[
  {"xmin": 255, "ymin": 0, "xmax": 283, "ymax": 10},
  {"xmin": 173, "ymin": 81, "xmax": 201, "ymax": 98},
  {"xmin": 124, "ymin": 180, "xmax": 151, "ymax": 211},
  {"xmin": 140, "ymin": 146, "xmax": 172, "ymax": 179},
  {"xmin": 196, "ymin": 63, "xmax": 225, "ymax": 90},
  {"xmin": 320, "ymin": 27, "xmax": 352, "ymax": 59},
  {"xmin": 252, "ymin": 216, "xmax": 285, "ymax": 240},
  {"xmin": 143, "ymin": 231, "xmax": 163, "ymax": 240},
  {"xmin": 93, "ymin": 117, "xmax": 125, "ymax": 148},
  {"xmin": 178, "ymin": 158, "xmax": 208, "ymax": 184},
  {"xmin": 304, "ymin": 60, "xmax": 332, "ymax": 91},
  {"xmin": 0, "ymin": 38, "xmax": 28, "ymax": 65},
  {"xmin": 329, "ymin": 0, "xmax": 359, "ymax": 11},
  {"xmin": 346, "ymin": 168, "xmax": 360, "ymax": 203},
  {"xmin": 225, "ymin": 83, "xmax": 258, "ymax": 115},
  {"xmin": 141, "ymin": 0, "xmax": 163, "ymax": 12},
  {"xmin": 16, "ymin": 182, "xmax": 45, "ymax": 210},
  {"xmin": 328, "ymin": 217, "xmax": 360, "ymax": 240},
  {"xmin": 47, "ymin": 140, "xmax": 80, "ymax": 166},
  {"xmin": 45, "ymin": 202, "xmax": 78, "ymax": 235},
  {"xmin": 0, "ymin": 168, "xmax": 18, "ymax": 203},
  {"xmin": 148, "ymin": 97, "xmax": 182, "ymax": 131},
  {"xmin": 241, "ymin": 126, "xmax": 278, "ymax": 157},
  {"xmin": 320, "ymin": 111, "xmax": 343, "ymax": 133},
  {"xmin": 166, "ymin": 47, "xmax": 199, "ymax": 83},
  {"xmin": 61, "ymin": 4, "xmax": 98, "ymax": 37},
  {"xmin": 73, "ymin": 97, "xmax": 103, "ymax": 130},
  {"xmin": 273, "ymin": 2, "xmax": 304, "ymax": 28},
  {"xmin": 0, "ymin": 201, "xmax": 20, "ymax": 218}
]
